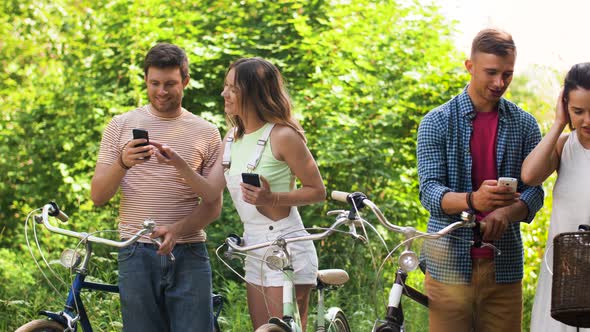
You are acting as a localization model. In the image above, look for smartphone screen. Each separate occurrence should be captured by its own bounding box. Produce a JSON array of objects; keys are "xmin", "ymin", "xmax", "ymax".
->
[
  {"xmin": 132, "ymin": 129, "xmax": 150, "ymax": 160},
  {"xmin": 241, "ymin": 173, "xmax": 261, "ymax": 187},
  {"xmin": 132, "ymin": 129, "xmax": 149, "ymax": 147}
]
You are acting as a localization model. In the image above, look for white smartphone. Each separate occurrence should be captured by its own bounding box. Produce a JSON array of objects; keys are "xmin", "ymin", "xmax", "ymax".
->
[{"xmin": 498, "ymin": 177, "xmax": 517, "ymax": 193}]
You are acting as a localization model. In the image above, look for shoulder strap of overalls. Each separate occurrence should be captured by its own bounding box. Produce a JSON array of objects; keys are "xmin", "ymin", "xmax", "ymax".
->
[
  {"xmin": 221, "ymin": 127, "xmax": 236, "ymax": 168},
  {"xmin": 246, "ymin": 123, "xmax": 275, "ymax": 172}
]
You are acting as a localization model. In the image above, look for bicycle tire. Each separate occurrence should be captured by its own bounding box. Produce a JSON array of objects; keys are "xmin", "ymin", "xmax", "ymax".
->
[
  {"xmin": 326, "ymin": 310, "xmax": 351, "ymax": 332},
  {"xmin": 255, "ymin": 323, "xmax": 290, "ymax": 332},
  {"xmin": 15, "ymin": 319, "xmax": 65, "ymax": 332}
]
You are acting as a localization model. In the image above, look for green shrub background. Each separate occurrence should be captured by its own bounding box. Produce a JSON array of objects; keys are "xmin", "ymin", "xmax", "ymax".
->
[{"xmin": 0, "ymin": 1, "xmax": 559, "ymax": 331}]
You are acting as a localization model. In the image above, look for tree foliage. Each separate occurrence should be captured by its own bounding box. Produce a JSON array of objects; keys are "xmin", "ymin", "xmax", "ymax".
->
[{"xmin": 0, "ymin": 1, "xmax": 547, "ymax": 331}]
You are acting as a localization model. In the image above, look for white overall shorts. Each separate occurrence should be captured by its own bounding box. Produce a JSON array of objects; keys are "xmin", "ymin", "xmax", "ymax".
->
[{"xmin": 222, "ymin": 124, "xmax": 318, "ymax": 287}]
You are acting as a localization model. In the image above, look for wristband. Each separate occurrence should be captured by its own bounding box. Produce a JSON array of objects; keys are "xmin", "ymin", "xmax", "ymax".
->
[
  {"xmin": 118, "ymin": 153, "xmax": 131, "ymax": 170},
  {"xmin": 466, "ymin": 192, "xmax": 478, "ymax": 213},
  {"xmin": 118, "ymin": 144, "xmax": 131, "ymax": 170}
]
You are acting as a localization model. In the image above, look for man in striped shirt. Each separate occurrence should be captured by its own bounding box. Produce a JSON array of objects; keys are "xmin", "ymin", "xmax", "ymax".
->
[
  {"xmin": 91, "ymin": 43, "xmax": 222, "ymax": 332},
  {"xmin": 417, "ymin": 29, "xmax": 544, "ymax": 331}
]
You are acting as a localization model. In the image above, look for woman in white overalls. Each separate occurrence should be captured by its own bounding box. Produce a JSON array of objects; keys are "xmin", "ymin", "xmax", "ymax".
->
[{"xmin": 152, "ymin": 57, "xmax": 325, "ymax": 331}]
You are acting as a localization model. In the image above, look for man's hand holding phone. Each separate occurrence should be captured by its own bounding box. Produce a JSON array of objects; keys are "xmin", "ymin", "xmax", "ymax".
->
[
  {"xmin": 120, "ymin": 128, "xmax": 154, "ymax": 169},
  {"xmin": 470, "ymin": 178, "xmax": 520, "ymax": 212}
]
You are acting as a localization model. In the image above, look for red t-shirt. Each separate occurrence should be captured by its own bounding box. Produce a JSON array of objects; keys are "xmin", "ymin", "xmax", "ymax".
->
[{"xmin": 469, "ymin": 110, "xmax": 498, "ymax": 258}]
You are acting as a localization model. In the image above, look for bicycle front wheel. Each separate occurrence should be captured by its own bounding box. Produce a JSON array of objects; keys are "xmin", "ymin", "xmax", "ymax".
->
[
  {"xmin": 15, "ymin": 319, "xmax": 65, "ymax": 332},
  {"xmin": 326, "ymin": 310, "xmax": 351, "ymax": 332},
  {"xmin": 255, "ymin": 323, "xmax": 290, "ymax": 332}
]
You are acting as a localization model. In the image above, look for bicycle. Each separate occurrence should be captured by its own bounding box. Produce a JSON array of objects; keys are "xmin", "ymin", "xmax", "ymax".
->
[
  {"xmin": 219, "ymin": 209, "xmax": 372, "ymax": 332},
  {"xmin": 331, "ymin": 191, "xmax": 491, "ymax": 332},
  {"xmin": 16, "ymin": 201, "xmax": 223, "ymax": 332}
]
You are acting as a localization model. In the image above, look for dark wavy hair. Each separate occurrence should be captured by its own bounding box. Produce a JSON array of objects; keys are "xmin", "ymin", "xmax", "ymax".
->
[
  {"xmin": 563, "ymin": 62, "xmax": 590, "ymax": 130},
  {"xmin": 143, "ymin": 43, "xmax": 189, "ymax": 80},
  {"xmin": 226, "ymin": 57, "xmax": 305, "ymax": 142}
]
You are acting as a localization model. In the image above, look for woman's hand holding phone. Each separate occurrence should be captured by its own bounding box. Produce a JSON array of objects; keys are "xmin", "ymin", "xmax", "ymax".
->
[{"xmin": 240, "ymin": 174, "xmax": 272, "ymax": 206}]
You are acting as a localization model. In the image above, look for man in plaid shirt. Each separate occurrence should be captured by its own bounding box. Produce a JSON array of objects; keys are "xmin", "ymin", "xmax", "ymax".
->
[{"xmin": 417, "ymin": 28, "xmax": 544, "ymax": 331}]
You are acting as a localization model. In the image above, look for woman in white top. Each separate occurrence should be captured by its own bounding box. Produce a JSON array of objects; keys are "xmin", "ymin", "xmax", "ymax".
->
[
  {"xmin": 522, "ymin": 62, "xmax": 590, "ymax": 332},
  {"xmin": 151, "ymin": 57, "xmax": 325, "ymax": 331}
]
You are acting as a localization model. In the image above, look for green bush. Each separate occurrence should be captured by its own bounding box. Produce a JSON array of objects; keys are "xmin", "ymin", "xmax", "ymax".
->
[{"xmin": 0, "ymin": 1, "xmax": 554, "ymax": 331}]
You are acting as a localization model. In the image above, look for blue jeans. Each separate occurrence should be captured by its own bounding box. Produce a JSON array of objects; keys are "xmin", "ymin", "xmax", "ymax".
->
[{"xmin": 118, "ymin": 242, "xmax": 213, "ymax": 332}]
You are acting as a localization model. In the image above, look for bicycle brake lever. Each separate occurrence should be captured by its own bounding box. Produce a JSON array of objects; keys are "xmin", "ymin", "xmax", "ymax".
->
[
  {"xmin": 150, "ymin": 238, "xmax": 176, "ymax": 261},
  {"xmin": 326, "ymin": 210, "xmax": 347, "ymax": 216},
  {"xmin": 480, "ymin": 242, "xmax": 501, "ymax": 256},
  {"xmin": 351, "ymin": 233, "xmax": 367, "ymax": 243}
]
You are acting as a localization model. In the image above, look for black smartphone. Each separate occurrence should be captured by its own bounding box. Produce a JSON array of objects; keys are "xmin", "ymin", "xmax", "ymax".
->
[
  {"xmin": 241, "ymin": 173, "xmax": 261, "ymax": 187},
  {"xmin": 132, "ymin": 128, "xmax": 150, "ymax": 160},
  {"xmin": 132, "ymin": 128, "xmax": 149, "ymax": 147}
]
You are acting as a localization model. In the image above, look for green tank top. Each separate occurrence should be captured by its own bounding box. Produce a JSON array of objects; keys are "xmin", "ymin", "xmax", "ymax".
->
[{"xmin": 228, "ymin": 123, "xmax": 294, "ymax": 193}]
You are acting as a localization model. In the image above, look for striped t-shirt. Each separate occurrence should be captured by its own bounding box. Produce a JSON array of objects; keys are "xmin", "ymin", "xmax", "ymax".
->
[{"xmin": 97, "ymin": 105, "xmax": 221, "ymax": 243}]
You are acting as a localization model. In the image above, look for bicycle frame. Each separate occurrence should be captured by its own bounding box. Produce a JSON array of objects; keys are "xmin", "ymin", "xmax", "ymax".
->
[
  {"xmin": 20, "ymin": 202, "xmax": 223, "ymax": 332},
  {"xmin": 39, "ymin": 241, "xmax": 119, "ymax": 332},
  {"xmin": 278, "ymin": 267, "xmax": 303, "ymax": 332},
  {"xmin": 267, "ymin": 240, "xmax": 334, "ymax": 332},
  {"xmin": 225, "ymin": 218, "xmax": 357, "ymax": 332},
  {"xmin": 371, "ymin": 268, "xmax": 429, "ymax": 331},
  {"xmin": 331, "ymin": 191, "xmax": 479, "ymax": 332}
]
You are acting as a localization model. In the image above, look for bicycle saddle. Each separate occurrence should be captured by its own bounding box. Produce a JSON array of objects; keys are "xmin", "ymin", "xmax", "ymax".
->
[{"xmin": 317, "ymin": 269, "xmax": 349, "ymax": 286}]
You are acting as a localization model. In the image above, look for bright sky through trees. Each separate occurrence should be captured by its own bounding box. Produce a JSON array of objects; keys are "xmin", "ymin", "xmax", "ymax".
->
[{"xmin": 431, "ymin": 0, "xmax": 589, "ymax": 72}]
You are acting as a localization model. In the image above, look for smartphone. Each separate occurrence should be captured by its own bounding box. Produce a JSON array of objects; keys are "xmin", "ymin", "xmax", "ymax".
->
[
  {"xmin": 132, "ymin": 128, "xmax": 150, "ymax": 160},
  {"xmin": 241, "ymin": 173, "xmax": 261, "ymax": 187},
  {"xmin": 498, "ymin": 177, "xmax": 517, "ymax": 193},
  {"xmin": 132, "ymin": 128, "xmax": 149, "ymax": 147}
]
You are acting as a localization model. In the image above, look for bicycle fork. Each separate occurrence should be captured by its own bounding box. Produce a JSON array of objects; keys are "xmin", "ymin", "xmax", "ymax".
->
[{"xmin": 373, "ymin": 269, "xmax": 429, "ymax": 332}]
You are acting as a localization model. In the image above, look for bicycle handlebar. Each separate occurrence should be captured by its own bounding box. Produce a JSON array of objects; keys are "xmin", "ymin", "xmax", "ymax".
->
[
  {"xmin": 331, "ymin": 191, "xmax": 480, "ymax": 239},
  {"xmin": 225, "ymin": 214, "xmax": 362, "ymax": 253},
  {"xmin": 36, "ymin": 202, "xmax": 156, "ymax": 248}
]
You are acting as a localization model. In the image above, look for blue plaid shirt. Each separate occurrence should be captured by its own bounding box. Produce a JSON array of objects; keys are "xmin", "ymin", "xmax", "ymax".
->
[{"xmin": 417, "ymin": 88, "xmax": 544, "ymax": 284}]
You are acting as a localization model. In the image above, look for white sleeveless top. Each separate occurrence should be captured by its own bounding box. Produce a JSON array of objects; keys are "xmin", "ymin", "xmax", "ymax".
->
[{"xmin": 531, "ymin": 131, "xmax": 590, "ymax": 332}]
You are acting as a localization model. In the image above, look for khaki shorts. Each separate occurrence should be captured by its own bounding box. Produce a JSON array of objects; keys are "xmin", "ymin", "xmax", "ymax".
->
[{"xmin": 425, "ymin": 258, "xmax": 522, "ymax": 332}]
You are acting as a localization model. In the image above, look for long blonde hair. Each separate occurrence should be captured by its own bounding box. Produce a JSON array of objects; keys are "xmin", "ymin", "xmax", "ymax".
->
[{"xmin": 225, "ymin": 57, "xmax": 306, "ymax": 142}]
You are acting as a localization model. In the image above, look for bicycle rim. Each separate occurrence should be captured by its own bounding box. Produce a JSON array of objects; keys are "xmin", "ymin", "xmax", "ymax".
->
[
  {"xmin": 255, "ymin": 323, "xmax": 290, "ymax": 332},
  {"xmin": 15, "ymin": 319, "xmax": 65, "ymax": 332},
  {"xmin": 326, "ymin": 311, "xmax": 351, "ymax": 332}
]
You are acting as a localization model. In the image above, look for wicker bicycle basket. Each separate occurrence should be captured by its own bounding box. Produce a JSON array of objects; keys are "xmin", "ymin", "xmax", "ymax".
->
[{"xmin": 551, "ymin": 231, "xmax": 590, "ymax": 327}]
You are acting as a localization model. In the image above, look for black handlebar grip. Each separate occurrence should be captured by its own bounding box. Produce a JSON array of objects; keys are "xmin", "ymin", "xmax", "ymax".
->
[
  {"xmin": 227, "ymin": 233, "xmax": 242, "ymax": 245},
  {"xmin": 48, "ymin": 201, "xmax": 69, "ymax": 222}
]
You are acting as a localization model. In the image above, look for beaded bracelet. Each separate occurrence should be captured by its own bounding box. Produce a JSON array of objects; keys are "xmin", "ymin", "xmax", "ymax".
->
[{"xmin": 272, "ymin": 192, "xmax": 280, "ymax": 207}]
